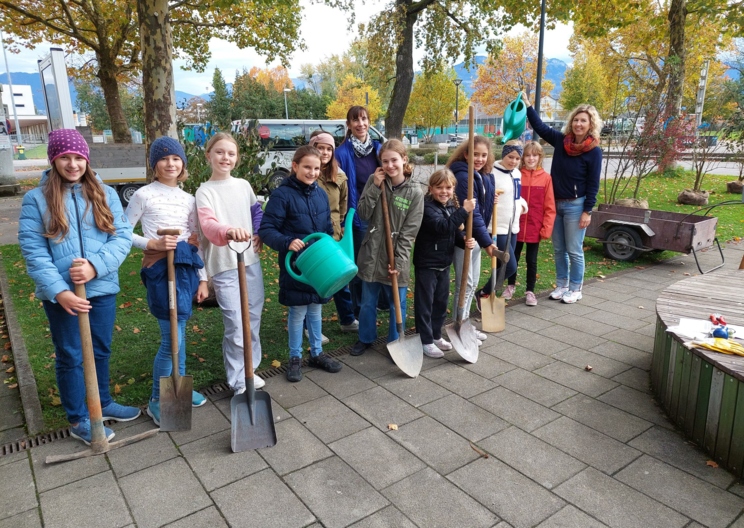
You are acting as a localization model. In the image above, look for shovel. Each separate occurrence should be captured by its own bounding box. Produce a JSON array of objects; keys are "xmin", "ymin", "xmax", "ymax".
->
[
  {"xmin": 482, "ymin": 190, "xmax": 506, "ymax": 332},
  {"xmin": 156, "ymin": 229, "xmax": 193, "ymax": 432},
  {"xmin": 46, "ymin": 263, "xmax": 158, "ymax": 464},
  {"xmin": 380, "ymin": 185, "xmax": 423, "ymax": 378},
  {"xmin": 228, "ymin": 239, "xmax": 277, "ymax": 452},
  {"xmin": 446, "ymin": 106, "xmax": 480, "ymax": 364}
]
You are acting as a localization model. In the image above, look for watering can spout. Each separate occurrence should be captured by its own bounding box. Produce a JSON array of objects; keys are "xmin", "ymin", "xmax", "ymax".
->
[{"xmin": 340, "ymin": 209, "xmax": 356, "ymax": 262}]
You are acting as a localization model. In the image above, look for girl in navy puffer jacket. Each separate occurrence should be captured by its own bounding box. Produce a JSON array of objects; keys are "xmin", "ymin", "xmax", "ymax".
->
[{"xmin": 259, "ymin": 146, "xmax": 343, "ymax": 383}]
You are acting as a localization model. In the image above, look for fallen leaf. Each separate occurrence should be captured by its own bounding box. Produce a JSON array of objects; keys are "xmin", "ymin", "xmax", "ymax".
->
[
  {"xmin": 119, "ymin": 301, "xmax": 132, "ymax": 309},
  {"xmin": 133, "ymin": 328, "xmax": 141, "ymax": 334},
  {"xmin": 50, "ymin": 395, "xmax": 61, "ymax": 405},
  {"xmin": 3, "ymin": 342, "xmax": 10, "ymax": 351},
  {"xmin": 597, "ymin": 274, "xmax": 606, "ymax": 279},
  {"xmin": 7, "ymin": 383, "xmax": 17, "ymax": 389},
  {"xmin": 114, "ymin": 384, "xmax": 122, "ymax": 395},
  {"xmin": 115, "ymin": 325, "xmax": 122, "ymax": 332},
  {"xmin": 127, "ymin": 378, "xmax": 135, "ymax": 385},
  {"xmin": 6, "ymin": 366, "xmax": 15, "ymax": 374},
  {"xmin": 585, "ymin": 365, "xmax": 593, "ymax": 371},
  {"xmin": 0, "ymin": 354, "xmax": 8, "ymax": 362},
  {"xmin": 706, "ymin": 460, "xmax": 719, "ymax": 468},
  {"xmin": 684, "ymin": 272, "xmax": 691, "ymax": 276},
  {"xmin": 271, "ymin": 359, "xmax": 281, "ymax": 368},
  {"xmin": 469, "ymin": 442, "xmax": 489, "ymax": 458},
  {"xmin": 387, "ymin": 423, "xmax": 398, "ymax": 431},
  {"xmin": 638, "ymin": 306, "xmax": 644, "ymax": 309},
  {"xmin": 197, "ymin": 356, "xmax": 206, "ymax": 363}
]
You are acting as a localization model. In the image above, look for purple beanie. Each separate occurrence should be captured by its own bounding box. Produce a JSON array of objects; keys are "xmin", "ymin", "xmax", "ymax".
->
[
  {"xmin": 48, "ymin": 129, "xmax": 90, "ymax": 164},
  {"xmin": 149, "ymin": 136, "xmax": 187, "ymax": 170}
]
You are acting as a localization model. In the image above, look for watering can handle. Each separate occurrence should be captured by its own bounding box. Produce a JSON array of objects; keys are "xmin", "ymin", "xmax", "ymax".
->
[{"xmin": 284, "ymin": 232, "xmax": 328, "ymax": 284}]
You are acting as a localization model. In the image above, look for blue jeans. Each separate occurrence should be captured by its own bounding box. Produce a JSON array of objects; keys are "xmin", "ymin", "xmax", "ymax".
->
[
  {"xmin": 43, "ymin": 294, "xmax": 117, "ymax": 424},
  {"xmin": 151, "ymin": 319, "xmax": 187, "ymax": 400},
  {"xmin": 333, "ymin": 285, "xmax": 355, "ymax": 326},
  {"xmin": 359, "ymin": 281, "xmax": 407, "ymax": 344},
  {"xmin": 479, "ymin": 234, "xmax": 518, "ymax": 296},
  {"xmin": 289, "ymin": 304, "xmax": 323, "ymax": 359},
  {"xmin": 553, "ymin": 197, "xmax": 587, "ymax": 291}
]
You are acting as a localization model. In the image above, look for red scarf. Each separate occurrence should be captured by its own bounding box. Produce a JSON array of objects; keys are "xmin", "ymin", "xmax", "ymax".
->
[{"xmin": 563, "ymin": 134, "xmax": 599, "ymax": 156}]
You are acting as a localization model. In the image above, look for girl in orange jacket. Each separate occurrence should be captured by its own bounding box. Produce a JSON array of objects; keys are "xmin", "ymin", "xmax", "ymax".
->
[{"xmin": 508, "ymin": 141, "xmax": 556, "ymax": 306}]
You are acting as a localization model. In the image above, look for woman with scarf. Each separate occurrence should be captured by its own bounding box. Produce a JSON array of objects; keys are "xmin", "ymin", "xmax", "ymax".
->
[
  {"xmin": 335, "ymin": 106, "xmax": 384, "ymax": 316},
  {"xmin": 521, "ymin": 93, "xmax": 602, "ymax": 304}
]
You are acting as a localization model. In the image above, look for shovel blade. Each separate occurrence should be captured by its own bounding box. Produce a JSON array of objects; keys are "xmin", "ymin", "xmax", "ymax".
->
[
  {"xmin": 445, "ymin": 319, "xmax": 480, "ymax": 363},
  {"xmin": 231, "ymin": 391, "xmax": 277, "ymax": 452},
  {"xmin": 481, "ymin": 296, "xmax": 506, "ymax": 333},
  {"xmin": 159, "ymin": 375, "xmax": 193, "ymax": 432},
  {"xmin": 387, "ymin": 333, "xmax": 423, "ymax": 378}
]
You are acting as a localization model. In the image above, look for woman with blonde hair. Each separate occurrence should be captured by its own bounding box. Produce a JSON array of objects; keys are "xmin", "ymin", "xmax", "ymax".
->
[{"xmin": 522, "ymin": 94, "xmax": 602, "ymax": 304}]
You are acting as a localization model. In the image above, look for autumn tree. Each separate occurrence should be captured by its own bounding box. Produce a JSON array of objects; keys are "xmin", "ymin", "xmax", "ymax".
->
[
  {"xmin": 0, "ymin": 0, "xmax": 303, "ymax": 143},
  {"xmin": 248, "ymin": 66, "xmax": 294, "ymax": 92},
  {"xmin": 559, "ymin": 44, "xmax": 610, "ymax": 115},
  {"xmin": 326, "ymin": 74, "xmax": 383, "ymax": 122},
  {"xmin": 404, "ymin": 67, "xmax": 469, "ymax": 140},
  {"xmin": 472, "ymin": 31, "xmax": 553, "ymax": 117}
]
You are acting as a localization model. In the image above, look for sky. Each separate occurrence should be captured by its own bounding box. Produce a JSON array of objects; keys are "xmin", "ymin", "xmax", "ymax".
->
[{"xmin": 1, "ymin": 1, "xmax": 574, "ymax": 96}]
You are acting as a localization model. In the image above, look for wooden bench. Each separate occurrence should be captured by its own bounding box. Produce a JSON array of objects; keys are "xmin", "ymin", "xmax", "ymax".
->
[{"xmin": 653, "ymin": 268, "xmax": 744, "ymax": 475}]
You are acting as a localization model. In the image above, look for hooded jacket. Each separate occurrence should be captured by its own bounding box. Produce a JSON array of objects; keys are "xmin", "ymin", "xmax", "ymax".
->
[
  {"xmin": 449, "ymin": 160, "xmax": 495, "ymax": 248},
  {"xmin": 335, "ymin": 139, "xmax": 382, "ymax": 230},
  {"xmin": 317, "ymin": 168, "xmax": 348, "ymax": 241},
  {"xmin": 356, "ymin": 174, "xmax": 424, "ymax": 286},
  {"xmin": 18, "ymin": 169, "xmax": 133, "ymax": 302},
  {"xmin": 492, "ymin": 161, "xmax": 528, "ymax": 235},
  {"xmin": 259, "ymin": 175, "xmax": 334, "ymax": 306},
  {"xmin": 413, "ymin": 197, "xmax": 468, "ymax": 269},
  {"xmin": 518, "ymin": 166, "xmax": 556, "ymax": 243}
]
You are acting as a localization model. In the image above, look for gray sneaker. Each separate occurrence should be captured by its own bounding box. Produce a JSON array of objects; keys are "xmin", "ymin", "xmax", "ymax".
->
[{"xmin": 340, "ymin": 320, "xmax": 359, "ymax": 332}]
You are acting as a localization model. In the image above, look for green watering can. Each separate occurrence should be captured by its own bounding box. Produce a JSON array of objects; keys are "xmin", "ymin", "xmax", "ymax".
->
[
  {"xmin": 501, "ymin": 94, "xmax": 527, "ymax": 143},
  {"xmin": 286, "ymin": 209, "xmax": 358, "ymax": 298}
]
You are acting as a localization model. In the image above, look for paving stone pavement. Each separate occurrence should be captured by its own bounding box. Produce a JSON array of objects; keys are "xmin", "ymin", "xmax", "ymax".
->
[{"xmin": 0, "ymin": 241, "xmax": 743, "ymax": 527}]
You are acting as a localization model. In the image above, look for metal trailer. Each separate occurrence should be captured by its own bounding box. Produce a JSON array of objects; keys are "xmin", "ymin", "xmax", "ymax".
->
[{"xmin": 585, "ymin": 204, "xmax": 723, "ymax": 274}]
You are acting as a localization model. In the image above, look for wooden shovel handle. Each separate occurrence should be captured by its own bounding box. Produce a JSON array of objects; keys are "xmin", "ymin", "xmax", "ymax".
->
[
  {"xmin": 235, "ymin": 251, "xmax": 254, "ymax": 379},
  {"xmin": 456, "ymin": 106, "xmax": 476, "ymax": 312},
  {"xmin": 380, "ymin": 186, "xmax": 403, "ymax": 326},
  {"xmin": 157, "ymin": 228, "xmax": 181, "ymax": 236},
  {"xmin": 491, "ymin": 190, "xmax": 505, "ymax": 268}
]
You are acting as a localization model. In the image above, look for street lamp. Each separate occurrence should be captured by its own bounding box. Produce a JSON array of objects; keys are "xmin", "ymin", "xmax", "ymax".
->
[
  {"xmin": 283, "ymin": 88, "xmax": 291, "ymax": 119},
  {"xmin": 534, "ymin": 0, "xmax": 547, "ymax": 115},
  {"xmin": 453, "ymin": 79, "xmax": 463, "ymax": 140}
]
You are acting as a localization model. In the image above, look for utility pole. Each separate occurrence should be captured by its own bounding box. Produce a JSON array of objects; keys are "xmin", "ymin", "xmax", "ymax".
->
[{"xmin": 454, "ymin": 79, "xmax": 463, "ymax": 140}]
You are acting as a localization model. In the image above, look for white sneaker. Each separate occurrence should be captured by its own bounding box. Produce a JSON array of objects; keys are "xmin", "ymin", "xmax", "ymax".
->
[
  {"xmin": 475, "ymin": 330, "xmax": 487, "ymax": 341},
  {"xmin": 549, "ymin": 286, "xmax": 569, "ymax": 300},
  {"xmin": 503, "ymin": 285, "xmax": 516, "ymax": 300},
  {"xmin": 423, "ymin": 344, "xmax": 444, "ymax": 358},
  {"xmin": 433, "ymin": 338, "xmax": 453, "ymax": 351},
  {"xmin": 305, "ymin": 329, "xmax": 329, "ymax": 345},
  {"xmin": 253, "ymin": 375, "xmax": 265, "ymax": 389},
  {"xmin": 561, "ymin": 290, "xmax": 583, "ymax": 304},
  {"xmin": 234, "ymin": 387, "xmax": 246, "ymax": 395}
]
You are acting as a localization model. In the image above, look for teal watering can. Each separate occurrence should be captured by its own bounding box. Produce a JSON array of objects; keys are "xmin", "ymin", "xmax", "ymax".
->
[
  {"xmin": 501, "ymin": 95, "xmax": 527, "ymax": 143},
  {"xmin": 285, "ymin": 209, "xmax": 358, "ymax": 298}
]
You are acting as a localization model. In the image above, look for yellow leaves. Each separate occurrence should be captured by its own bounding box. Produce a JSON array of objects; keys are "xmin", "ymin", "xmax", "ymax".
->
[
  {"xmin": 115, "ymin": 325, "xmax": 122, "ymax": 332},
  {"xmin": 50, "ymin": 395, "xmax": 61, "ymax": 406},
  {"xmin": 114, "ymin": 384, "xmax": 122, "ymax": 395},
  {"xmin": 271, "ymin": 360, "xmax": 281, "ymax": 368},
  {"xmin": 6, "ymin": 366, "xmax": 15, "ymax": 374},
  {"xmin": 133, "ymin": 328, "xmax": 141, "ymax": 334},
  {"xmin": 327, "ymin": 74, "xmax": 383, "ymax": 122},
  {"xmin": 404, "ymin": 67, "xmax": 468, "ymax": 133}
]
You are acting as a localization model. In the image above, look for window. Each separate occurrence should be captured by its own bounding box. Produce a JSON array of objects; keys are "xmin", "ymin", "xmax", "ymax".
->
[
  {"xmin": 307, "ymin": 123, "xmax": 346, "ymax": 147},
  {"xmin": 258, "ymin": 123, "xmax": 305, "ymax": 150}
]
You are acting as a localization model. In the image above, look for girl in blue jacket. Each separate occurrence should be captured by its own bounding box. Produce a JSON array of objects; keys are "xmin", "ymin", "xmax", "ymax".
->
[
  {"xmin": 259, "ymin": 146, "xmax": 343, "ymax": 383},
  {"xmin": 18, "ymin": 129, "xmax": 139, "ymax": 446},
  {"xmin": 125, "ymin": 136, "xmax": 209, "ymax": 425}
]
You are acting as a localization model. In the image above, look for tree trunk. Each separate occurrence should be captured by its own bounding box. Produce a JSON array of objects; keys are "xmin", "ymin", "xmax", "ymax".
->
[
  {"xmin": 138, "ymin": 0, "xmax": 178, "ymax": 182},
  {"xmin": 663, "ymin": 0, "xmax": 687, "ymax": 118},
  {"xmin": 385, "ymin": 0, "xmax": 417, "ymax": 139},
  {"xmin": 97, "ymin": 62, "xmax": 132, "ymax": 144}
]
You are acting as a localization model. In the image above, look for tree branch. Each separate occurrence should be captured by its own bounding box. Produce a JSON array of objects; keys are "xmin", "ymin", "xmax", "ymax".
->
[
  {"xmin": 408, "ymin": 0, "xmax": 437, "ymax": 17},
  {"xmin": 0, "ymin": 1, "xmax": 99, "ymax": 50}
]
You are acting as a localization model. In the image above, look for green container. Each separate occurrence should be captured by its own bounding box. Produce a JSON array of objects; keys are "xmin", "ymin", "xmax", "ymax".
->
[
  {"xmin": 286, "ymin": 209, "xmax": 358, "ymax": 298},
  {"xmin": 500, "ymin": 95, "xmax": 527, "ymax": 144}
]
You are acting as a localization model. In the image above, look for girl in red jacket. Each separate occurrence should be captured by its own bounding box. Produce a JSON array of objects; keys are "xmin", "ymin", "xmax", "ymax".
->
[{"xmin": 508, "ymin": 141, "xmax": 556, "ymax": 306}]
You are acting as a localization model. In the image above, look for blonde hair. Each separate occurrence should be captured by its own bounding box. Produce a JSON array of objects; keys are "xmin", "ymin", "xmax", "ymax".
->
[
  {"xmin": 153, "ymin": 162, "xmax": 189, "ymax": 183},
  {"xmin": 521, "ymin": 141, "xmax": 544, "ymax": 169},
  {"xmin": 427, "ymin": 168, "xmax": 460, "ymax": 207},
  {"xmin": 205, "ymin": 132, "xmax": 241, "ymax": 165},
  {"xmin": 563, "ymin": 104, "xmax": 603, "ymax": 140},
  {"xmin": 43, "ymin": 164, "xmax": 116, "ymax": 240},
  {"xmin": 446, "ymin": 136, "xmax": 495, "ymax": 174},
  {"xmin": 379, "ymin": 139, "xmax": 413, "ymax": 177}
]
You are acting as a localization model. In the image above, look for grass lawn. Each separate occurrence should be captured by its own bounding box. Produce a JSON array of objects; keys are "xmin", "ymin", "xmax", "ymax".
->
[{"xmin": 1, "ymin": 169, "xmax": 741, "ymax": 431}]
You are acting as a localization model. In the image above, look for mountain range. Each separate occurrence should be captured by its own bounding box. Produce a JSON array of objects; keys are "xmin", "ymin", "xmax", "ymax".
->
[{"xmin": 3, "ymin": 56, "xmax": 571, "ymax": 116}]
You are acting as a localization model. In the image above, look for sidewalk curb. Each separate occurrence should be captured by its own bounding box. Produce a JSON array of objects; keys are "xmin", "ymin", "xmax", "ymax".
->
[{"xmin": 0, "ymin": 253, "xmax": 45, "ymax": 434}]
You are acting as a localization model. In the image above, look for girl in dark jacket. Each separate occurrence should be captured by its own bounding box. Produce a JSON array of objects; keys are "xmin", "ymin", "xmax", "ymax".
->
[
  {"xmin": 413, "ymin": 169, "xmax": 475, "ymax": 358},
  {"xmin": 259, "ymin": 146, "xmax": 343, "ymax": 383}
]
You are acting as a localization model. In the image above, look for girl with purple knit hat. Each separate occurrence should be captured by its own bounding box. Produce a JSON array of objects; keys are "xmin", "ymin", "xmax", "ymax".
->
[{"xmin": 18, "ymin": 129, "xmax": 139, "ymax": 446}]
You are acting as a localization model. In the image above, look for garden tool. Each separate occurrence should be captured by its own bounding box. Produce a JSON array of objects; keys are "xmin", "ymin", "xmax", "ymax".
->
[
  {"xmin": 446, "ymin": 106, "xmax": 480, "ymax": 363},
  {"xmin": 482, "ymin": 189, "xmax": 507, "ymax": 332},
  {"xmin": 228, "ymin": 238, "xmax": 277, "ymax": 452},
  {"xmin": 381, "ymin": 186, "xmax": 422, "ymax": 378},
  {"xmin": 46, "ymin": 263, "xmax": 158, "ymax": 464},
  {"xmin": 157, "ymin": 228, "xmax": 193, "ymax": 432}
]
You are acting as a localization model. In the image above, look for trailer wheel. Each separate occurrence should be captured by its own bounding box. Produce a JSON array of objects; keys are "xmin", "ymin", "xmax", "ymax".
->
[
  {"xmin": 604, "ymin": 226, "xmax": 643, "ymax": 261},
  {"xmin": 267, "ymin": 170, "xmax": 288, "ymax": 194},
  {"xmin": 118, "ymin": 184, "xmax": 142, "ymax": 207}
]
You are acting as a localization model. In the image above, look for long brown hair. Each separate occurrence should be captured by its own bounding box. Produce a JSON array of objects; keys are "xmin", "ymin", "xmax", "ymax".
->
[
  {"xmin": 446, "ymin": 136, "xmax": 495, "ymax": 174},
  {"xmin": 378, "ymin": 139, "xmax": 413, "ymax": 177},
  {"xmin": 309, "ymin": 129, "xmax": 339, "ymax": 183},
  {"xmin": 43, "ymin": 165, "xmax": 116, "ymax": 240}
]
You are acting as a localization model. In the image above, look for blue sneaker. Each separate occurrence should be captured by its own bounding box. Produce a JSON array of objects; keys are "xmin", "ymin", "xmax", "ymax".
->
[
  {"xmin": 192, "ymin": 391, "xmax": 206, "ymax": 407},
  {"xmin": 101, "ymin": 401, "xmax": 141, "ymax": 422},
  {"xmin": 147, "ymin": 399, "xmax": 160, "ymax": 426},
  {"xmin": 70, "ymin": 418, "xmax": 115, "ymax": 446}
]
